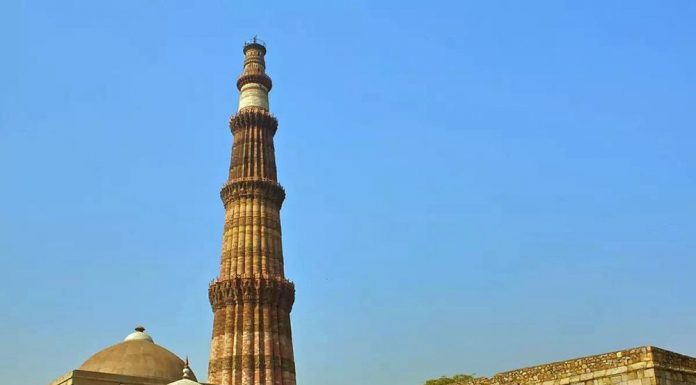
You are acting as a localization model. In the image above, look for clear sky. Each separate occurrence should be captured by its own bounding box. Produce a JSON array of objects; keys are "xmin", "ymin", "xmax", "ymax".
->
[{"xmin": 1, "ymin": 1, "xmax": 695, "ymax": 385}]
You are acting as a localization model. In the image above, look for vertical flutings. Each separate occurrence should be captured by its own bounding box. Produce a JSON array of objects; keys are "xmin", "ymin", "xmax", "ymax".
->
[{"xmin": 209, "ymin": 40, "xmax": 296, "ymax": 385}]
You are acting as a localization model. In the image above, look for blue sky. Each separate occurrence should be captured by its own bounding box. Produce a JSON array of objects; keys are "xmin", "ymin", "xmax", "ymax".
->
[{"xmin": 1, "ymin": 1, "xmax": 695, "ymax": 385}]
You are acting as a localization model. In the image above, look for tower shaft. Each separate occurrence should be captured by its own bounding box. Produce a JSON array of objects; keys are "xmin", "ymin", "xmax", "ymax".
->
[{"xmin": 208, "ymin": 41, "xmax": 296, "ymax": 385}]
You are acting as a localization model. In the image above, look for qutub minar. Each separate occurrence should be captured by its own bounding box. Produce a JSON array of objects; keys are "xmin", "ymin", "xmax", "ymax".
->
[
  {"xmin": 48, "ymin": 40, "xmax": 696, "ymax": 385},
  {"xmin": 207, "ymin": 38, "xmax": 297, "ymax": 385}
]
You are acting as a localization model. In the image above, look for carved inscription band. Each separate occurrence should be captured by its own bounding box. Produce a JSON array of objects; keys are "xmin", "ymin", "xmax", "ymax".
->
[
  {"xmin": 209, "ymin": 276, "xmax": 295, "ymax": 312},
  {"xmin": 237, "ymin": 73, "xmax": 273, "ymax": 91},
  {"xmin": 230, "ymin": 108, "xmax": 278, "ymax": 135},
  {"xmin": 220, "ymin": 179, "xmax": 285, "ymax": 208}
]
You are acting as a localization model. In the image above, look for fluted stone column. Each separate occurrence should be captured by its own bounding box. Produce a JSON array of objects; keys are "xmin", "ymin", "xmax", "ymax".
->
[{"xmin": 208, "ymin": 40, "xmax": 296, "ymax": 385}]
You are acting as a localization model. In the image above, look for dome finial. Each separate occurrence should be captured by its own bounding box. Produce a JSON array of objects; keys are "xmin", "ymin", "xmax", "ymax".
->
[
  {"xmin": 124, "ymin": 325, "xmax": 154, "ymax": 342},
  {"xmin": 182, "ymin": 356, "xmax": 192, "ymax": 379}
]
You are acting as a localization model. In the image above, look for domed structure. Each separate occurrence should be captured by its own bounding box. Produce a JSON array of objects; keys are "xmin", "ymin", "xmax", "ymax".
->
[{"xmin": 78, "ymin": 327, "xmax": 196, "ymax": 382}]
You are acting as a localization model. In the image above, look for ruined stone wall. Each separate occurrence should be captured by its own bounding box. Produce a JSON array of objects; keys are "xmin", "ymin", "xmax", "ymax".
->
[
  {"xmin": 653, "ymin": 348, "xmax": 696, "ymax": 385},
  {"xmin": 462, "ymin": 347, "xmax": 696, "ymax": 385}
]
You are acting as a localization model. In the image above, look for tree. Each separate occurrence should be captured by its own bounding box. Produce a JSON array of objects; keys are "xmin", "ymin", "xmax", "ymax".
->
[{"xmin": 424, "ymin": 374, "xmax": 475, "ymax": 385}]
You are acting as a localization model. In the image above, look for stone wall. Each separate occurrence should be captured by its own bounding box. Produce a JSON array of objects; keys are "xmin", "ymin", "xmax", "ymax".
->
[
  {"xmin": 653, "ymin": 348, "xmax": 696, "ymax": 385},
  {"xmin": 461, "ymin": 346, "xmax": 696, "ymax": 385},
  {"xmin": 49, "ymin": 370, "xmax": 214, "ymax": 385},
  {"xmin": 48, "ymin": 370, "xmax": 167, "ymax": 385}
]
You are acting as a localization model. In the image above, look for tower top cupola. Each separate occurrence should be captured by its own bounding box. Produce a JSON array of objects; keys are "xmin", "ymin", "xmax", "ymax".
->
[{"xmin": 237, "ymin": 36, "xmax": 272, "ymax": 111}]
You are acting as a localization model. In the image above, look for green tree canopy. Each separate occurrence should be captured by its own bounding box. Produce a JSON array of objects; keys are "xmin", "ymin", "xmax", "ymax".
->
[{"xmin": 424, "ymin": 374, "xmax": 475, "ymax": 385}]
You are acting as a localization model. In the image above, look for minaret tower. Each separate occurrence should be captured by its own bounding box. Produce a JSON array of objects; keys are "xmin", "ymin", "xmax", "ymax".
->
[{"xmin": 208, "ymin": 39, "xmax": 296, "ymax": 385}]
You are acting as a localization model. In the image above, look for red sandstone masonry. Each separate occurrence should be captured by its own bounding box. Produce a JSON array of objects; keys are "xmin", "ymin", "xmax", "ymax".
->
[{"xmin": 208, "ymin": 40, "xmax": 296, "ymax": 385}]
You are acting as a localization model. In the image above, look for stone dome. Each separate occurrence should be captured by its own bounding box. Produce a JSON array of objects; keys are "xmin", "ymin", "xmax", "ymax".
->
[{"xmin": 79, "ymin": 327, "xmax": 196, "ymax": 382}]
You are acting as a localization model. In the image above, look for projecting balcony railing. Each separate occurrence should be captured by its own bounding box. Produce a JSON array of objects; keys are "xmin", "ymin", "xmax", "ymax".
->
[{"xmin": 244, "ymin": 35, "xmax": 266, "ymax": 48}]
